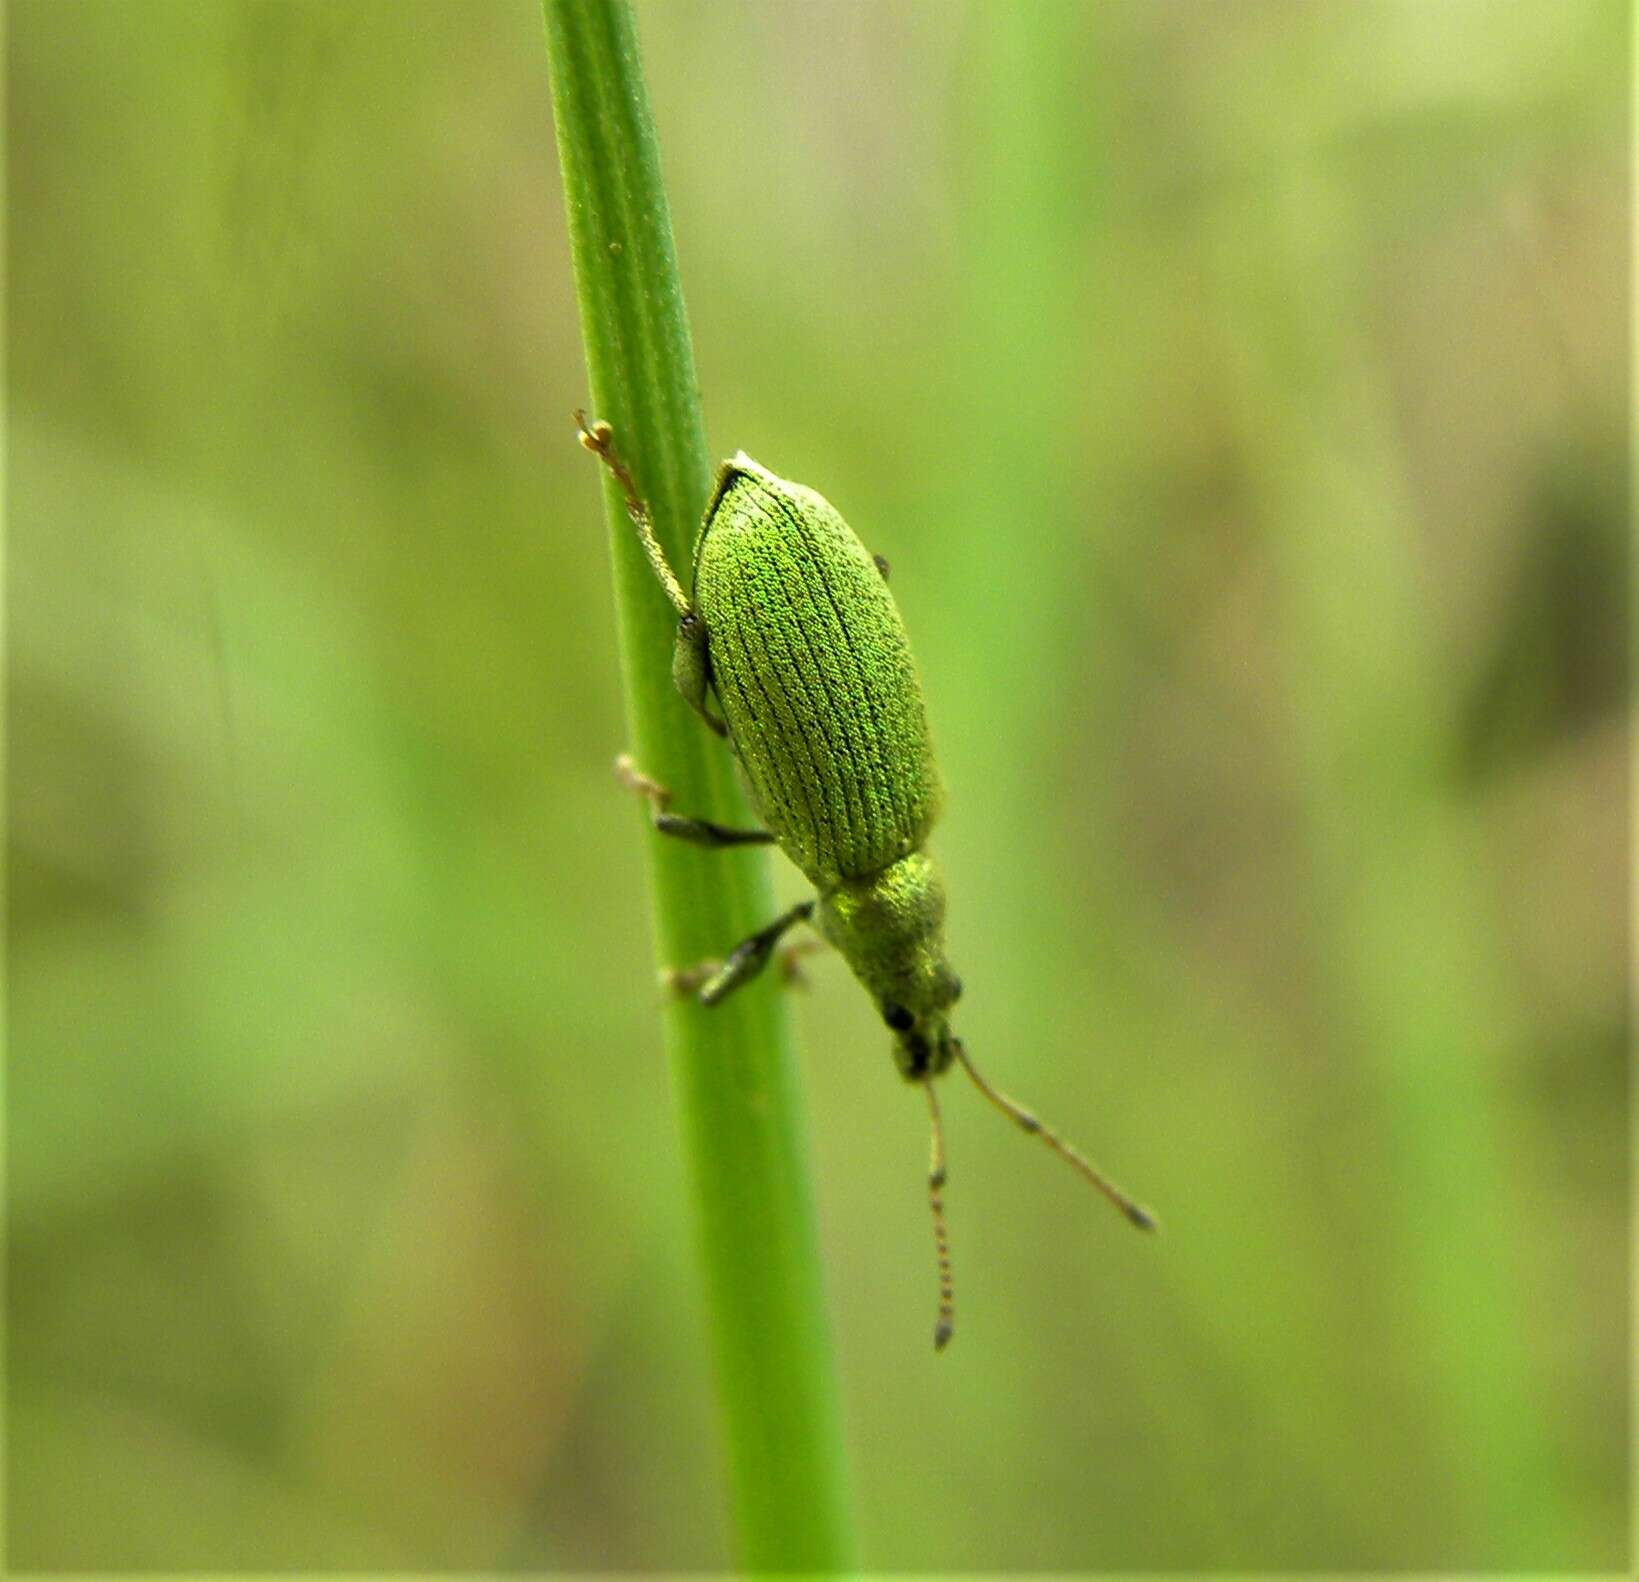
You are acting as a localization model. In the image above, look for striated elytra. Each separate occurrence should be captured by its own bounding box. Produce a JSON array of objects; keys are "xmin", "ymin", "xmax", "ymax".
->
[
  {"xmin": 580, "ymin": 415, "xmax": 1155, "ymax": 1351},
  {"xmin": 696, "ymin": 456, "xmax": 941, "ymax": 888}
]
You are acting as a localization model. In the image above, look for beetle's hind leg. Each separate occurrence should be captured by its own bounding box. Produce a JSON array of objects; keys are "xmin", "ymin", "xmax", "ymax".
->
[
  {"xmin": 671, "ymin": 614, "xmax": 730, "ymax": 738},
  {"xmin": 616, "ymin": 755, "xmax": 774, "ymax": 848},
  {"xmin": 575, "ymin": 416, "xmax": 732, "ymax": 740},
  {"xmin": 576, "ymin": 412, "xmax": 691, "ymax": 617}
]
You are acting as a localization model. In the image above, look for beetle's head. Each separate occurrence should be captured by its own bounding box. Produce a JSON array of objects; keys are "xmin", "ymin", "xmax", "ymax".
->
[{"xmin": 880, "ymin": 964, "xmax": 963, "ymax": 1081}]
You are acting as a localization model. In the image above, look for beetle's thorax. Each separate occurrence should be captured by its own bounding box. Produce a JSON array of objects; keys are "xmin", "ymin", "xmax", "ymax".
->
[{"xmin": 816, "ymin": 851, "xmax": 962, "ymax": 1081}]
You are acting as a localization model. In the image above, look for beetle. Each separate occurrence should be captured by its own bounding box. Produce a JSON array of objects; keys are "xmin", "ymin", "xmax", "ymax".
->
[{"xmin": 578, "ymin": 413, "xmax": 1154, "ymax": 1349}]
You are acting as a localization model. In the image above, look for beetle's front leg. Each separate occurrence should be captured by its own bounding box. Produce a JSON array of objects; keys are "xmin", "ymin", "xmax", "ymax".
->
[
  {"xmin": 690, "ymin": 900, "xmax": 816, "ymax": 1007},
  {"xmin": 660, "ymin": 904, "xmax": 816, "ymax": 1002},
  {"xmin": 778, "ymin": 934, "xmax": 826, "ymax": 988},
  {"xmin": 616, "ymin": 755, "xmax": 774, "ymax": 848}
]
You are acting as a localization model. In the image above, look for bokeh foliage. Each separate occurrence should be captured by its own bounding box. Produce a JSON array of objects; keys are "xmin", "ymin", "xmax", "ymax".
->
[{"xmin": 8, "ymin": 0, "xmax": 1628, "ymax": 1570}]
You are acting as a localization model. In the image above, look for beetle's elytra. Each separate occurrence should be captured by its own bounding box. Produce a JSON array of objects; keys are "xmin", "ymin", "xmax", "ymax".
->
[
  {"xmin": 696, "ymin": 458, "xmax": 941, "ymax": 887},
  {"xmin": 578, "ymin": 414, "xmax": 1154, "ymax": 1350}
]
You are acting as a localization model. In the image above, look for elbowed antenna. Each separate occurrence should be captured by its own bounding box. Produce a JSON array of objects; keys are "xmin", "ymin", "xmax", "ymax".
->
[
  {"xmin": 924, "ymin": 1080, "xmax": 955, "ymax": 1351},
  {"xmin": 951, "ymin": 1040, "xmax": 1158, "ymax": 1233}
]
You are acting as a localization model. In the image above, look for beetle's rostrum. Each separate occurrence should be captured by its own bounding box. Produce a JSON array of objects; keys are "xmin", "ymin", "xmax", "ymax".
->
[{"xmin": 578, "ymin": 413, "xmax": 1156, "ymax": 1350}]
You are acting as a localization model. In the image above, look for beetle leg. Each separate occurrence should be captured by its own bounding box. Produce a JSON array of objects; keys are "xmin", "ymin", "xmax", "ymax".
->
[
  {"xmin": 577, "ymin": 412, "xmax": 691, "ymax": 617},
  {"xmin": 660, "ymin": 958, "xmax": 721, "ymax": 996},
  {"xmin": 615, "ymin": 754, "xmax": 773, "ymax": 847},
  {"xmin": 664, "ymin": 932, "xmax": 821, "ymax": 1000},
  {"xmin": 697, "ymin": 900, "xmax": 817, "ymax": 1006},
  {"xmin": 778, "ymin": 935, "xmax": 826, "ymax": 988},
  {"xmin": 655, "ymin": 813, "xmax": 776, "ymax": 849},
  {"xmin": 576, "ymin": 414, "xmax": 733, "ymax": 739},
  {"xmin": 872, "ymin": 552, "xmax": 890, "ymax": 581},
  {"xmin": 672, "ymin": 614, "xmax": 729, "ymax": 738}
]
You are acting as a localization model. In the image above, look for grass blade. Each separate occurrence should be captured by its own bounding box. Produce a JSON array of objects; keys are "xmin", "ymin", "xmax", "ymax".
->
[{"xmin": 541, "ymin": 1, "xmax": 856, "ymax": 1569}]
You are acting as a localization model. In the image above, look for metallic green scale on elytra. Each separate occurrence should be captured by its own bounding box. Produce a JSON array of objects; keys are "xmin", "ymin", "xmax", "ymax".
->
[
  {"xmin": 693, "ymin": 457, "xmax": 941, "ymax": 887},
  {"xmin": 579, "ymin": 415, "xmax": 1155, "ymax": 1353}
]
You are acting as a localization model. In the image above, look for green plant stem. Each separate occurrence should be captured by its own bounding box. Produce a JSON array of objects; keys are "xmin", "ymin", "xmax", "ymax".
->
[{"xmin": 541, "ymin": 1, "xmax": 855, "ymax": 1570}]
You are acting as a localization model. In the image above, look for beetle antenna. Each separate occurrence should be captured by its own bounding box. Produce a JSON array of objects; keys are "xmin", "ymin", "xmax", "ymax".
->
[
  {"xmin": 575, "ymin": 411, "xmax": 691, "ymax": 616},
  {"xmin": 951, "ymin": 1039, "xmax": 1158, "ymax": 1232},
  {"xmin": 924, "ymin": 1079, "xmax": 955, "ymax": 1350}
]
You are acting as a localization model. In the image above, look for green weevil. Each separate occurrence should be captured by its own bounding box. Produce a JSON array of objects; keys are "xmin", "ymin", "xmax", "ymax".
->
[{"xmin": 578, "ymin": 414, "xmax": 1154, "ymax": 1349}]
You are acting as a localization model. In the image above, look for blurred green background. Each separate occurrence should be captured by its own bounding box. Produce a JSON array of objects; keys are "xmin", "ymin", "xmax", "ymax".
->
[{"xmin": 8, "ymin": 0, "xmax": 1629, "ymax": 1571}]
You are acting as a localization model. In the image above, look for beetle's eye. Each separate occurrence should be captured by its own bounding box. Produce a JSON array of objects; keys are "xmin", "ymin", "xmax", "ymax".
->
[
  {"xmin": 882, "ymin": 1001, "xmax": 914, "ymax": 1032},
  {"xmin": 946, "ymin": 974, "xmax": 963, "ymax": 1004}
]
